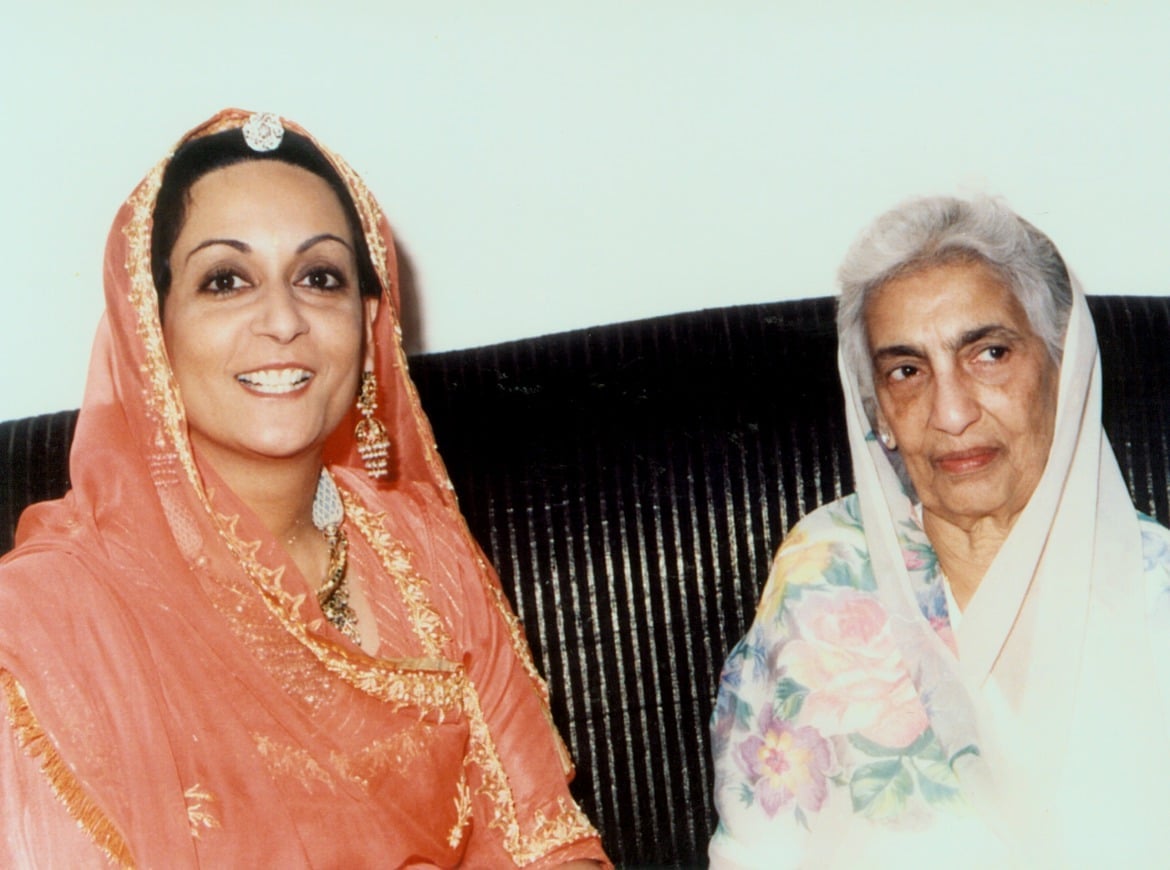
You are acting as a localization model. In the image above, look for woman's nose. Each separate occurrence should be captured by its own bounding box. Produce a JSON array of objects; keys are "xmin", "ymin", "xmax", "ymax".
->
[
  {"xmin": 928, "ymin": 369, "xmax": 979, "ymax": 435},
  {"xmin": 251, "ymin": 286, "xmax": 309, "ymax": 342}
]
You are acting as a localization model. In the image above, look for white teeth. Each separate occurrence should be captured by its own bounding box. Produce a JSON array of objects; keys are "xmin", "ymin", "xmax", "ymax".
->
[{"xmin": 236, "ymin": 369, "xmax": 312, "ymax": 394}]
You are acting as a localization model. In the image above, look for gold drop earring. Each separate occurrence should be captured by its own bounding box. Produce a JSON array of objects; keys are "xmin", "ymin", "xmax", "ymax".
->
[{"xmin": 354, "ymin": 371, "xmax": 391, "ymax": 479}]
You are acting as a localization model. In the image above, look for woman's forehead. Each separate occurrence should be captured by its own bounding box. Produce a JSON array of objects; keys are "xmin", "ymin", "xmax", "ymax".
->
[
  {"xmin": 865, "ymin": 260, "xmax": 1033, "ymax": 351},
  {"xmin": 177, "ymin": 161, "xmax": 352, "ymax": 244}
]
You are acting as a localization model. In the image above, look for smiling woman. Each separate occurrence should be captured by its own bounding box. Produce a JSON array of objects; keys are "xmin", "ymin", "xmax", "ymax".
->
[
  {"xmin": 162, "ymin": 162, "xmax": 374, "ymax": 497},
  {"xmin": 0, "ymin": 109, "xmax": 608, "ymax": 868},
  {"xmin": 710, "ymin": 196, "xmax": 1170, "ymax": 867}
]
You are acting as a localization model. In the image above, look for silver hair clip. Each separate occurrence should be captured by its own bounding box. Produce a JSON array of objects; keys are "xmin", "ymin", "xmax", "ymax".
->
[{"xmin": 242, "ymin": 112, "xmax": 284, "ymax": 152}]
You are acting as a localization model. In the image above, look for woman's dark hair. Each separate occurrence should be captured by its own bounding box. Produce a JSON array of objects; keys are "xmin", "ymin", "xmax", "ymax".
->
[{"xmin": 151, "ymin": 128, "xmax": 382, "ymax": 307}]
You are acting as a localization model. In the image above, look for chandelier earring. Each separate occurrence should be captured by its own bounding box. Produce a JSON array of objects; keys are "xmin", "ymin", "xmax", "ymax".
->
[{"xmin": 354, "ymin": 371, "xmax": 392, "ymax": 479}]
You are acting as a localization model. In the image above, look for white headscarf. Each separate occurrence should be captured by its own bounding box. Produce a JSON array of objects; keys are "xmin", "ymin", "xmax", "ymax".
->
[{"xmin": 841, "ymin": 279, "xmax": 1170, "ymax": 863}]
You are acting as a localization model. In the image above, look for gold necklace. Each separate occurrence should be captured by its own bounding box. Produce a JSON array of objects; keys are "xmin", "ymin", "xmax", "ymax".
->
[
  {"xmin": 316, "ymin": 523, "xmax": 359, "ymax": 643},
  {"xmin": 311, "ymin": 470, "xmax": 360, "ymax": 644}
]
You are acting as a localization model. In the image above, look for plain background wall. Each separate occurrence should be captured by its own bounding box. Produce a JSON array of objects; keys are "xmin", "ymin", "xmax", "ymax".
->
[{"xmin": 2, "ymin": 0, "xmax": 1168, "ymax": 421}]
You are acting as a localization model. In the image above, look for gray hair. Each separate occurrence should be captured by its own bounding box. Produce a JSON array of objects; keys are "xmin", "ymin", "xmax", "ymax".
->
[{"xmin": 836, "ymin": 195, "xmax": 1073, "ymax": 425}]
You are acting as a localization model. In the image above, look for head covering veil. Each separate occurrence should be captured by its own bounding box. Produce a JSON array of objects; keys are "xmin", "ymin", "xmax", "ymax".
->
[
  {"xmin": 840, "ymin": 278, "xmax": 1170, "ymax": 860},
  {"xmin": 0, "ymin": 109, "xmax": 600, "ymax": 867},
  {"xmin": 93, "ymin": 108, "xmax": 453, "ymax": 529}
]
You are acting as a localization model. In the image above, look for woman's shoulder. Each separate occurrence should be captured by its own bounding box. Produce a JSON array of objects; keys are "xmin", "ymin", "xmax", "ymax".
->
[
  {"xmin": 711, "ymin": 495, "xmax": 966, "ymax": 862},
  {"xmin": 335, "ymin": 469, "xmax": 453, "ymax": 521},
  {"xmin": 331, "ymin": 471, "xmax": 457, "ymax": 547},
  {"xmin": 755, "ymin": 495, "xmax": 873, "ymax": 623},
  {"xmin": 775, "ymin": 494, "xmax": 871, "ymax": 576},
  {"xmin": 0, "ymin": 544, "xmax": 122, "ymax": 688},
  {"xmin": 784, "ymin": 494, "xmax": 868, "ymax": 546},
  {"xmin": 0, "ymin": 534, "xmax": 96, "ymax": 602}
]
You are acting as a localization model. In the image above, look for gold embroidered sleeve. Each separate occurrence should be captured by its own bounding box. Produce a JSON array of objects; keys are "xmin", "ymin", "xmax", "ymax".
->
[
  {"xmin": 461, "ymin": 681, "xmax": 601, "ymax": 866},
  {"xmin": 1, "ymin": 670, "xmax": 135, "ymax": 868}
]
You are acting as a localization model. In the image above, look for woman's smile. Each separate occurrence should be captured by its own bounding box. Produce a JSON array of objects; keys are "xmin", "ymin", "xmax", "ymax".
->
[
  {"xmin": 235, "ymin": 366, "xmax": 315, "ymax": 395},
  {"xmin": 162, "ymin": 160, "xmax": 374, "ymax": 472}
]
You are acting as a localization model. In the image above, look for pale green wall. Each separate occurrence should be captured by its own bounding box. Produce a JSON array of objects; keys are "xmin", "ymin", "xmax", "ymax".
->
[{"xmin": 2, "ymin": 0, "xmax": 1167, "ymax": 419}]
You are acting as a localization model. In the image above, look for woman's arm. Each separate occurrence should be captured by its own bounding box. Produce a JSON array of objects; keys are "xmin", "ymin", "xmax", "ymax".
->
[
  {"xmin": 0, "ymin": 671, "xmax": 110, "ymax": 869},
  {"xmin": 408, "ymin": 485, "xmax": 610, "ymax": 868}
]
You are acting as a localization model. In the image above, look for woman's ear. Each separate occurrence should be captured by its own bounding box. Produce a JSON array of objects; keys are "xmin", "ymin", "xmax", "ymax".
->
[
  {"xmin": 874, "ymin": 408, "xmax": 897, "ymax": 451},
  {"xmin": 362, "ymin": 296, "xmax": 379, "ymax": 372}
]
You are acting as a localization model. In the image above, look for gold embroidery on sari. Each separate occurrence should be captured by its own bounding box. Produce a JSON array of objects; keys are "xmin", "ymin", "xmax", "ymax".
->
[
  {"xmin": 472, "ymin": 554, "xmax": 573, "ymax": 776},
  {"xmin": 1, "ymin": 670, "xmax": 135, "ymax": 868},
  {"xmin": 119, "ymin": 144, "xmax": 467, "ymax": 725},
  {"xmin": 343, "ymin": 723, "xmax": 429, "ymax": 787},
  {"xmin": 484, "ymin": 579, "xmax": 548, "ymax": 694},
  {"xmin": 123, "ymin": 165, "xmax": 200, "ymax": 493},
  {"xmin": 344, "ymin": 487, "xmax": 591, "ymax": 857},
  {"xmin": 460, "ymin": 683, "xmax": 599, "ymax": 864},
  {"xmin": 183, "ymin": 784, "xmax": 221, "ymax": 837},
  {"xmin": 448, "ymin": 774, "xmax": 473, "ymax": 849},
  {"xmin": 522, "ymin": 797, "xmax": 603, "ymax": 864},
  {"xmin": 347, "ymin": 488, "xmax": 588, "ymax": 854},
  {"xmin": 115, "ymin": 112, "xmax": 592, "ymax": 862},
  {"xmin": 202, "ymin": 504, "xmax": 466, "ymax": 715},
  {"xmin": 253, "ymin": 734, "xmax": 337, "ymax": 792},
  {"xmin": 344, "ymin": 493, "xmax": 451, "ymax": 658},
  {"xmin": 253, "ymin": 722, "xmax": 433, "ymax": 794},
  {"xmin": 318, "ymin": 145, "xmax": 392, "ymax": 299}
]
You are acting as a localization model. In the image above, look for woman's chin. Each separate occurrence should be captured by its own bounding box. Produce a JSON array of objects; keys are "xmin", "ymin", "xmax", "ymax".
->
[
  {"xmin": 915, "ymin": 457, "xmax": 1040, "ymax": 528},
  {"xmin": 925, "ymin": 485, "xmax": 1033, "ymax": 530},
  {"xmin": 189, "ymin": 430, "xmax": 330, "ymax": 471}
]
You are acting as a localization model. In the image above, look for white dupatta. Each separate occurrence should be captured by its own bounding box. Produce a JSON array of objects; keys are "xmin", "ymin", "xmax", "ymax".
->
[{"xmin": 841, "ymin": 281, "xmax": 1170, "ymax": 864}]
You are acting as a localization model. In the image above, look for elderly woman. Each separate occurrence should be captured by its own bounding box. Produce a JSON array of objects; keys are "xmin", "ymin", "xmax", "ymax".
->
[
  {"xmin": 709, "ymin": 196, "xmax": 1170, "ymax": 867},
  {"xmin": 0, "ymin": 109, "xmax": 608, "ymax": 867}
]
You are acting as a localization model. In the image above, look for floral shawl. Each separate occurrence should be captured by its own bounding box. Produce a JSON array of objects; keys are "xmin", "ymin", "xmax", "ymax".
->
[
  {"xmin": 0, "ymin": 109, "xmax": 606, "ymax": 869},
  {"xmin": 709, "ymin": 283, "xmax": 1170, "ymax": 867}
]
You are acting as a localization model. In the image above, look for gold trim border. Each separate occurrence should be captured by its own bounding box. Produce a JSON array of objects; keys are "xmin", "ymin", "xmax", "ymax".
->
[{"xmin": 1, "ymin": 670, "xmax": 135, "ymax": 868}]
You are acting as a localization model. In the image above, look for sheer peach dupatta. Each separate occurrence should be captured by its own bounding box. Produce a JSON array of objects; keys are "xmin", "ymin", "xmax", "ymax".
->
[{"xmin": 0, "ymin": 109, "xmax": 604, "ymax": 868}]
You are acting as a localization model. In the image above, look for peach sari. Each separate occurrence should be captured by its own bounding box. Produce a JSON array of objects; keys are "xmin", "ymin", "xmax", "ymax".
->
[{"xmin": 0, "ymin": 109, "xmax": 605, "ymax": 868}]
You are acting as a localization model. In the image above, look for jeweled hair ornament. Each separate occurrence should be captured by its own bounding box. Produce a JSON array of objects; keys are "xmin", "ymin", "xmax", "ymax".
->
[{"xmin": 242, "ymin": 112, "xmax": 284, "ymax": 152}]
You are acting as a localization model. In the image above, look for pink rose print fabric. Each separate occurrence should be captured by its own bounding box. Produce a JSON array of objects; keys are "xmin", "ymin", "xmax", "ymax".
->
[
  {"xmin": 712, "ymin": 497, "xmax": 1170, "ymax": 865},
  {"xmin": 710, "ymin": 495, "xmax": 970, "ymax": 854},
  {"xmin": 782, "ymin": 589, "xmax": 928, "ymax": 748}
]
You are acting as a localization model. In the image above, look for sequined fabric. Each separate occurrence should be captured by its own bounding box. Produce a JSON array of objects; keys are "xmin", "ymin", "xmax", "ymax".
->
[
  {"xmin": 6, "ymin": 295, "xmax": 1170, "ymax": 864},
  {"xmin": 0, "ymin": 109, "xmax": 605, "ymax": 868}
]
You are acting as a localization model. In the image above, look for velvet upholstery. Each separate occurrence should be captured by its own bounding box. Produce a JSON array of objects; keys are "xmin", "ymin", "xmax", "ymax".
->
[{"xmin": 3, "ymin": 295, "xmax": 1169, "ymax": 867}]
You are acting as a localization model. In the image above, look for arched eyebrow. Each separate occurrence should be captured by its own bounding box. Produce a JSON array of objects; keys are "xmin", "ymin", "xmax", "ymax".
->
[
  {"xmin": 955, "ymin": 324, "xmax": 1024, "ymax": 349},
  {"xmin": 182, "ymin": 234, "xmax": 352, "ymax": 263},
  {"xmin": 184, "ymin": 238, "xmax": 249, "ymax": 263},
  {"xmin": 872, "ymin": 343, "xmax": 924, "ymax": 365},
  {"xmin": 872, "ymin": 324, "xmax": 1027, "ymax": 364},
  {"xmin": 297, "ymin": 233, "xmax": 353, "ymax": 254}
]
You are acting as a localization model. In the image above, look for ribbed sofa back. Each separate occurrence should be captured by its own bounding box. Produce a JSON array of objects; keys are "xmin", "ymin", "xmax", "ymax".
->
[{"xmin": 3, "ymin": 296, "xmax": 1168, "ymax": 866}]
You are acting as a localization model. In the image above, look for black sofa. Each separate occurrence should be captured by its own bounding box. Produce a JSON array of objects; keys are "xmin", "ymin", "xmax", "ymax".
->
[{"xmin": 3, "ymin": 295, "xmax": 1170, "ymax": 867}]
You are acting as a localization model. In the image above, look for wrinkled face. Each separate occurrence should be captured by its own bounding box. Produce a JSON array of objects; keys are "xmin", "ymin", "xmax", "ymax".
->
[
  {"xmin": 162, "ymin": 160, "xmax": 377, "ymax": 472},
  {"xmin": 865, "ymin": 260, "xmax": 1059, "ymax": 531}
]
